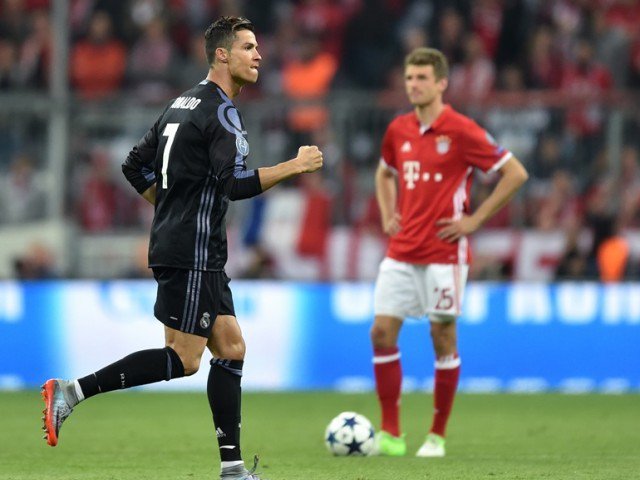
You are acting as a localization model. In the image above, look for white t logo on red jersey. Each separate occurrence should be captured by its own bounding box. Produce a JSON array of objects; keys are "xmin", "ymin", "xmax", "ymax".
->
[
  {"xmin": 403, "ymin": 161, "xmax": 445, "ymax": 189},
  {"xmin": 403, "ymin": 161, "xmax": 420, "ymax": 189}
]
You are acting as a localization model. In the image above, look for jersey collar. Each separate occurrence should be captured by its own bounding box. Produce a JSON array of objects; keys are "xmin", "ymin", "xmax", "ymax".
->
[
  {"xmin": 416, "ymin": 104, "xmax": 451, "ymax": 134},
  {"xmin": 202, "ymin": 79, "xmax": 235, "ymax": 104}
]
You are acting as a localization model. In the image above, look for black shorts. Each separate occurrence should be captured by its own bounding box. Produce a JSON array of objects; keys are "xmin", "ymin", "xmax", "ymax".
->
[{"xmin": 152, "ymin": 267, "xmax": 235, "ymax": 338}]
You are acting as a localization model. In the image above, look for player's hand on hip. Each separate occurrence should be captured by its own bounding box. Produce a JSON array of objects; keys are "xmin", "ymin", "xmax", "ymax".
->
[
  {"xmin": 436, "ymin": 215, "xmax": 478, "ymax": 242},
  {"xmin": 296, "ymin": 145, "xmax": 323, "ymax": 173},
  {"xmin": 383, "ymin": 212, "xmax": 402, "ymax": 236}
]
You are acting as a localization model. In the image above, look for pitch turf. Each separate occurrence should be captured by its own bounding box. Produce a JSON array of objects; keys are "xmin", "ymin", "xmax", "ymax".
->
[{"xmin": 2, "ymin": 391, "xmax": 639, "ymax": 480}]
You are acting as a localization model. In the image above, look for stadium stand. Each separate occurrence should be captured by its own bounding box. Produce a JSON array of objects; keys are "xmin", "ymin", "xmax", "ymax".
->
[{"xmin": 0, "ymin": 0, "xmax": 639, "ymax": 280}]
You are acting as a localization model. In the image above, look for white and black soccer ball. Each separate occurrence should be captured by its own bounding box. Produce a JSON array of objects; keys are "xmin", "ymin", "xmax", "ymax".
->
[{"xmin": 324, "ymin": 411, "xmax": 375, "ymax": 456}]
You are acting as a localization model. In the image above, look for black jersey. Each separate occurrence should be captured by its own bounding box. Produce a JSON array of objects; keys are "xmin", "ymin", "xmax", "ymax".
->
[{"xmin": 122, "ymin": 80, "xmax": 262, "ymax": 271}]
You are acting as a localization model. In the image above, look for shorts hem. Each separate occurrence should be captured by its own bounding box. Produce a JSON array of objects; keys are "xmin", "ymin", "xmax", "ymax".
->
[
  {"xmin": 155, "ymin": 314, "xmax": 212, "ymax": 339},
  {"xmin": 373, "ymin": 311, "xmax": 407, "ymax": 320},
  {"xmin": 426, "ymin": 310, "xmax": 459, "ymax": 322}
]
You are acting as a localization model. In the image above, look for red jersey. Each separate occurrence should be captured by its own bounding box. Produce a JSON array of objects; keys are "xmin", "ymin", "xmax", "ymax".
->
[{"xmin": 380, "ymin": 105, "xmax": 512, "ymax": 265}]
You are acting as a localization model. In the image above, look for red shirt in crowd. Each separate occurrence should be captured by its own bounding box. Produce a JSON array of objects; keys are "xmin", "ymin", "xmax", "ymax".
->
[
  {"xmin": 561, "ymin": 62, "xmax": 613, "ymax": 136},
  {"xmin": 71, "ymin": 39, "xmax": 126, "ymax": 99}
]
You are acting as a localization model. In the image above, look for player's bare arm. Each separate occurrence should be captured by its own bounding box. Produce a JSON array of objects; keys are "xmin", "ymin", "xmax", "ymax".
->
[
  {"xmin": 257, "ymin": 145, "xmax": 323, "ymax": 192},
  {"xmin": 375, "ymin": 163, "xmax": 401, "ymax": 236},
  {"xmin": 436, "ymin": 156, "xmax": 528, "ymax": 242},
  {"xmin": 141, "ymin": 184, "xmax": 156, "ymax": 206}
]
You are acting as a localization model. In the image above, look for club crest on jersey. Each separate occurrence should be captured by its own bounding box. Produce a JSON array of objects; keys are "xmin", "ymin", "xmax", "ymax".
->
[
  {"xmin": 236, "ymin": 135, "xmax": 250, "ymax": 156},
  {"xmin": 435, "ymin": 135, "xmax": 451, "ymax": 155},
  {"xmin": 200, "ymin": 312, "xmax": 211, "ymax": 329},
  {"xmin": 400, "ymin": 141, "xmax": 412, "ymax": 152}
]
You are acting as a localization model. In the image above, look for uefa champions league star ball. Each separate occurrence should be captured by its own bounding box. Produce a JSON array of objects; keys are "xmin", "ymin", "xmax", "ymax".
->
[{"xmin": 324, "ymin": 411, "xmax": 375, "ymax": 456}]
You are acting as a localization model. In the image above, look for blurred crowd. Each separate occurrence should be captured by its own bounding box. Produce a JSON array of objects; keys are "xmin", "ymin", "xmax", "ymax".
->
[
  {"xmin": 1, "ymin": 0, "xmax": 640, "ymax": 281},
  {"xmin": 2, "ymin": 0, "xmax": 640, "ymax": 94}
]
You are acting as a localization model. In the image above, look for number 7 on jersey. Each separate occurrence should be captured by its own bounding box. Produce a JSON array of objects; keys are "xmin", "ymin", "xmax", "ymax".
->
[{"xmin": 161, "ymin": 123, "xmax": 180, "ymax": 189}]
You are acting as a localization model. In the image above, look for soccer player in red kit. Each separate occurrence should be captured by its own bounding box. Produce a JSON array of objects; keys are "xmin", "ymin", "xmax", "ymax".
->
[{"xmin": 371, "ymin": 47, "xmax": 528, "ymax": 457}]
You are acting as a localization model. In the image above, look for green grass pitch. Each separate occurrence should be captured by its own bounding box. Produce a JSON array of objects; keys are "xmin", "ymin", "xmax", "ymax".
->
[{"xmin": 1, "ymin": 391, "xmax": 639, "ymax": 479}]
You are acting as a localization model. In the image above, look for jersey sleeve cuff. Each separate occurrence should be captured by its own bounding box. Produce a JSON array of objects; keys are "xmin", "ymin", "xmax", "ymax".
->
[
  {"xmin": 487, "ymin": 151, "xmax": 513, "ymax": 173},
  {"xmin": 380, "ymin": 157, "xmax": 397, "ymax": 175}
]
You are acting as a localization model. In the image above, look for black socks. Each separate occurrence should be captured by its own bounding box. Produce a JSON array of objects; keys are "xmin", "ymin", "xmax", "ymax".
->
[
  {"xmin": 208, "ymin": 358, "xmax": 244, "ymax": 462},
  {"xmin": 78, "ymin": 347, "xmax": 185, "ymax": 399},
  {"xmin": 75, "ymin": 348, "xmax": 245, "ymax": 464}
]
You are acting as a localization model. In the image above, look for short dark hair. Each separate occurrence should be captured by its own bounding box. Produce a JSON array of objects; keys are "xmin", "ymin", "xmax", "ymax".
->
[
  {"xmin": 404, "ymin": 47, "xmax": 449, "ymax": 80},
  {"xmin": 204, "ymin": 16, "xmax": 254, "ymax": 67}
]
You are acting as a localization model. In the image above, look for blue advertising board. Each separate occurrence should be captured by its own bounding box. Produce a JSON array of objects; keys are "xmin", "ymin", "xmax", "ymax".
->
[{"xmin": 0, "ymin": 281, "xmax": 638, "ymax": 392}]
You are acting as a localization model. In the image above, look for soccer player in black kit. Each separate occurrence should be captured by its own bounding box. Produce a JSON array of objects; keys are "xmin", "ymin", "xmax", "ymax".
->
[{"xmin": 41, "ymin": 16, "xmax": 322, "ymax": 480}]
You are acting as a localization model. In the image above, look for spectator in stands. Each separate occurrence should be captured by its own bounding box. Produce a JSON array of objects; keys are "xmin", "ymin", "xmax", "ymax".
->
[
  {"xmin": 76, "ymin": 148, "xmax": 120, "ymax": 232},
  {"xmin": 591, "ymin": 6, "xmax": 631, "ymax": 88},
  {"xmin": 121, "ymin": 238, "xmax": 153, "ymax": 279},
  {"xmin": 547, "ymin": 0, "xmax": 585, "ymax": 61},
  {"xmin": 524, "ymin": 25, "xmax": 563, "ymax": 88},
  {"xmin": 432, "ymin": 6, "xmax": 466, "ymax": 67},
  {"xmin": 13, "ymin": 242, "xmax": 59, "ymax": 279},
  {"xmin": 0, "ymin": 152, "xmax": 46, "ymax": 223},
  {"xmin": 341, "ymin": 0, "xmax": 400, "ymax": 88},
  {"xmin": 0, "ymin": 0, "xmax": 30, "ymax": 44},
  {"xmin": 295, "ymin": 172, "xmax": 333, "ymax": 274},
  {"xmin": 396, "ymin": 0, "xmax": 433, "ymax": 37},
  {"xmin": 531, "ymin": 169, "xmax": 581, "ymax": 231},
  {"xmin": 493, "ymin": 0, "xmax": 530, "ymax": 69},
  {"xmin": 282, "ymin": 30, "xmax": 338, "ymax": 146},
  {"xmin": 176, "ymin": 31, "xmax": 208, "ymax": 90},
  {"xmin": 618, "ymin": 145, "xmax": 640, "ymax": 227},
  {"xmin": 0, "ymin": 37, "xmax": 20, "ymax": 89},
  {"xmin": 70, "ymin": 11, "xmax": 127, "ymax": 100},
  {"xmin": 238, "ymin": 245, "xmax": 275, "ymax": 279},
  {"xmin": 399, "ymin": 25, "xmax": 429, "ymax": 58},
  {"xmin": 17, "ymin": 8, "xmax": 51, "ymax": 88},
  {"xmin": 555, "ymin": 226, "xmax": 589, "ymax": 280},
  {"xmin": 562, "ymin": 37, "xmax": 613, "ymax": 134},
  {"xmin": 631, "ymin": 35, "xmax": 640, "ymax": 87},
  {"xmin": 529, "ymin": 133, "xmax": 571, "ymax": 182},
  {"xmin": 70, "ymin": 1, "xmax": 132, "ymax": 41},
  {"xmin": 448, "ymin": 32, "xmax": 496, "ymax": 101},
  {"xmin": 292, "ymin": 0, "xmax": 358, "ymax": 61},
  {"xmin": 485, "ymin": 65, "xmax": 552, "ymax": 166},
  {"xmin": 582, "ymin": 147, "xmax": 613, "ymax": 197},
  {"xmin": 602, "ymin": 0, "xmax": 640, "ymax": 39},
  {"xmin": 127, "ymin": 15, "xmax": 178, "ymax": 103},
  {"xmin": 561, "ymin": 37, "xmax": 613, "ymax": 168},
  {"xmin": 471, "ymin": 0, "xmax": 504, "ymax": 60},
  {"xmin": 590, "ymin": 215, "xmax": 629, "ymax": 282}
]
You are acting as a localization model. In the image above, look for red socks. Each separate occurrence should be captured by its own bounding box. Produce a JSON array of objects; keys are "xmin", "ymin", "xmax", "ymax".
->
[
  {"xmin": 374, "ymin": 348, "xmax": 460, "ymax": 438},
  {"xmin": 430, "ymin": 354, "xmax": 461, "ymax": 437},
  {"xmin": 373, "ymin": 347, "xmax": 402, "ymax": 436}
]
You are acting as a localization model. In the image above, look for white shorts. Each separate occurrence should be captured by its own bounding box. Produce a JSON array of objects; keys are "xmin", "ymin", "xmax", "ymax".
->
[{"xmin": 373, "ymin": 257, "xmax": 469, "ymax": 322}]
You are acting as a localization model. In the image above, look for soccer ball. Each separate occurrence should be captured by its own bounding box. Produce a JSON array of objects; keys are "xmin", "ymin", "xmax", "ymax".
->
[{"xmin": 324, "ymin": 411, "xmax": 375, "ymax": 456}]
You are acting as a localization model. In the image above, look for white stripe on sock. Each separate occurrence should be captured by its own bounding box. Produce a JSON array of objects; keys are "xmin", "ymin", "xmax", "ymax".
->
[
  {"xmin": 73, "ymin": 380, "xmax": 85, "ymax": 401},
  {"xmin": 434, "ymin": 355, "xmax": 461, "ymax": 369},
  {"xmin": 372, "ymin": 352, "xmax": 401, "ymax": 364},
  {"xmin": 221, "ymin": 460, "xmax": 244, "ymax": 469}
]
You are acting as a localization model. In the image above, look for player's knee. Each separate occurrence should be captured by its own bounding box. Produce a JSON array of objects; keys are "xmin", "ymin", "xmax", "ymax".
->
[
  {"xmin": 181, "ymin": 356, "xmax": 201, "ymax": 376},
  {"xmin": 430, "ymin": 318, "xmax": 457, "ymax": 350},
  {"xmin": 168, "ymin": 348, "xmax": 201, "ymax": 376},
  {"xmin": 216, "ymin": 339, "xmax": 246, "ymax": 361},
  {"xmin": 370, "ymin": 324, "xmax": 393, "ymax": 349}
]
